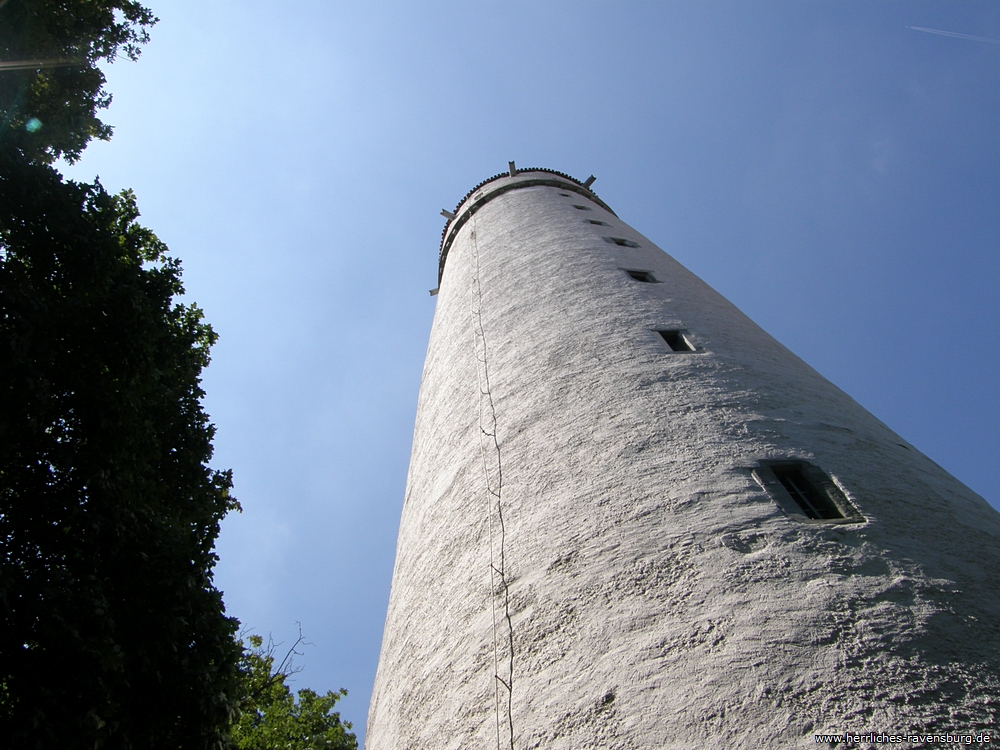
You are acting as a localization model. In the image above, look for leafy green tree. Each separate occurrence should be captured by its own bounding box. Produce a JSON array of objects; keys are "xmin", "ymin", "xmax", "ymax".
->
[
  {"xmin": 0, "ymin": 154, "xmax": 244, "ymax": 747},
  {"xmin": 234, "ymin": 633, "xmax": 357, "ymax": 750},
  {"xmin": 0, "ymin": 0, "xmax": 156, "ymax": 164},
  {"xmin": 3, "ymin": 4, "xmax": 357, "ymax": 748}
]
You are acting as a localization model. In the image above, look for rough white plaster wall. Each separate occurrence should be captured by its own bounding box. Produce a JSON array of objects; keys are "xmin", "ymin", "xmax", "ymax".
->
[{"xmin": 366, "ymin": 173, "xmax": 1000, "ymax": 749}]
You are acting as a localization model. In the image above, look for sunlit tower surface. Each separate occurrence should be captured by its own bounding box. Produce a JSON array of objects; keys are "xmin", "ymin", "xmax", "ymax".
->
[{"xmin": 366, "ymin": 166, "xmax": 1000, "ymax": 749}]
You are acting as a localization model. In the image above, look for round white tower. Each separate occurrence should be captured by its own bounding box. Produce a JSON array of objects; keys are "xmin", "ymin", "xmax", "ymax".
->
[{"xmin": 366, "ymin": 167, "xmax": 1000, "ymax": 749}]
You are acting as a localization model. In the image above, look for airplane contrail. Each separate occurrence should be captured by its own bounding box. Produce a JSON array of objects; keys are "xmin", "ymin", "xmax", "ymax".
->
[{"xmin": 908, "ymin": 26, "xmax": 1000, "ymax": 45}]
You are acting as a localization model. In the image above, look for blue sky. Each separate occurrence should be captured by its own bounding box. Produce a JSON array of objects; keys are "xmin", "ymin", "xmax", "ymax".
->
[{"xmin": 62, "ymin": 2, "xmax": 1000, "ymax": 744}]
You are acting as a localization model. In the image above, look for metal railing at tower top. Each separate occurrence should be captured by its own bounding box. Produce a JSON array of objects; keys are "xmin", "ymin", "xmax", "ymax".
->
[{"xmin": 436, "ymin": 166, "xmax": 616, "ymax": 285}]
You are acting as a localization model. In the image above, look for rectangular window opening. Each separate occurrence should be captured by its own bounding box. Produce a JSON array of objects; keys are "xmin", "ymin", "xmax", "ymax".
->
[
  {"xmin": 572, "ymin": 204, "xmax": 592, "ymax": 211},
  {"xmin": 588, "ymin": 219, "xmax": 610, "ymax": 226},
  {"xmin": 772, "ymin": 465, "xmax": 843, "ymax": 520},
  {"xmin": 658, "ymin": 329, "xmax": 695, "ymax": 352},
  {"xmin": 753, "ymin": 460, "xmax": 863, "ymax": 524},
  {"xmin": 626, "ymin": 270, "xmax": 657, "ymax": 283},
  {"xmin": 604, "ymin": 236, "xmax": 639, "ymax": 248}
]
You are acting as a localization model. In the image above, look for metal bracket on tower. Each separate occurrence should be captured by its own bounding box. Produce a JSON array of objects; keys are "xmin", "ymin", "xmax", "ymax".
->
[
  {"xmin": 508, "ymin": 161, "xmax": 517, "ymax": 177},
  {"xmin": 583, "ymin": 175, "xmax": 596, "ymax": 189},
  {"xmin": 441, "ymin": 209, "xmax": 456, "ymax": 220}
]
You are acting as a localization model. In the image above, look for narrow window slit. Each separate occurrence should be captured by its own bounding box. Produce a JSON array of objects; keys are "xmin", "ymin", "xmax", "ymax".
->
[
  {"xmin": 604, "ymin": 237, "xmax": 639, "ymax": 248},
  {"xmin": 626, "ymin": 270, "xmax": 657, "ymax": 283},
  {"xmin": 752, "ymin": 460, "xmax": 864, "ymax": 524},
  {"xmin": 658, "ymin": 330, "xmax": 695, "ymax": 352}
]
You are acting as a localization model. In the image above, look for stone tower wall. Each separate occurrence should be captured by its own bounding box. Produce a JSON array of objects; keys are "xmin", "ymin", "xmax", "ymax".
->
[{"xmin": 365, "ymin": 170, "xmax": 1000, "ymax": 749}]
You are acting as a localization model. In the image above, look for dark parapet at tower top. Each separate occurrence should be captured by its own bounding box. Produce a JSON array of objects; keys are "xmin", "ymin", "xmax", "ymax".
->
[{"xmin": 436, "ymin": 164, "xmax": 612, "ymax": 285}]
